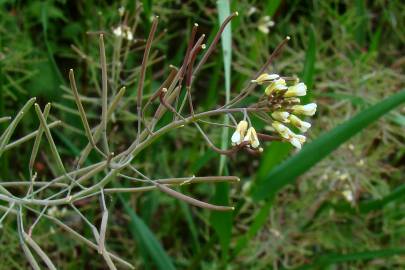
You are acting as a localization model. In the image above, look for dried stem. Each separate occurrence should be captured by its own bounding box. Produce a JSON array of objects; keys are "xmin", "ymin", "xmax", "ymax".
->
[
  {"xmin": 193, "ymin": 12, "xmax": 238, "ymax": 76},
  {"xmin": 136, "ymin": 16, "xmax": 159, "ymax": 143},
  {"xmin": 69, "ymin": 69, "xmax": 106, "ymax": 157},
  {"xmin": 34, "ymin": 103, "xmax": 66, "ymax": 175},
  {"xmin": 99, "ymin": 34, "xmax": 110, "ymax": 154},
  {"xmin": 225, "ymin": 36, "xmax": 290, "ymax": 108}
]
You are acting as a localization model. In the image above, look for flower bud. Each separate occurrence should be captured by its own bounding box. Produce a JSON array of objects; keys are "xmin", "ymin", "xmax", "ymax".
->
[
  {"xmin": 243, "ymin": 127, "xmax": 260, "ymax": 148},
  {"xmin": 289, "ymin": 134, "xmax": 306, "ymax": 149},
  {"xmin": 264, "ymin": 78, "xmax": 287, "ymax": 95},
  {"xmin": 291, "ymin": 103, "xmax": 317, "ymax": 116},
  {"xmin": 272, "ymin": 121, "xmax": 293, "ymax": 139},
  {"xmin": 284, "ymin": 82, "xmax": 307, "ymax": 97},
  {"xmin": 252, "ymin": 73, "xmax": 279, "ymax": 85},
  {"xmin": 231, "ymin": 120, "xmax": 248, "ymax": 146},
  {"xmin": 113, "ymin": 26, "xmax": 123, "ymax": 37},
  {"xmin": 271, "ymin": 111, "xmax": 290, "ymax": 123},
  {"xmin": 288, "ymin": 114, "xmax": 311, "ymax": 132}
]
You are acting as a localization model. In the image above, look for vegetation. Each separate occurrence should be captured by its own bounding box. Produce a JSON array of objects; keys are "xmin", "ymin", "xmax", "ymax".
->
[{"xmin": 0, "ymin": 0, "xmax": 404, "ymax": 269}]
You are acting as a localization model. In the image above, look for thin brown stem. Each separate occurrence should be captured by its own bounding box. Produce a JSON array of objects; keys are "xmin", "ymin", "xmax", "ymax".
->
[
  {"xmin": 193, "ymin": 12, "xmax": 238, "ymax": 76},
  {"xmin": 225, "ymin": 36, "xmax": 291, "ymax": 108}
]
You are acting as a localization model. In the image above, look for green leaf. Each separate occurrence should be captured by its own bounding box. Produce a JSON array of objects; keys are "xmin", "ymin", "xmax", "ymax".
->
[
  {"xmin": 252, "ymin": 89, "xmax": 405, "ymax": 201},
  {"xmin": 119, "ymin": 196, "xmax": 176, "ymax": 270},
  {"xmin": 257, "ymin": 142, "xmax": 292, "ymax": 181}
]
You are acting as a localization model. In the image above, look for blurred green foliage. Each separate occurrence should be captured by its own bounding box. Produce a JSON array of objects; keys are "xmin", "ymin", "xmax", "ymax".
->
[{"xmin": 0, "ymin": 0, "xmax": 404, "ymax": 269}]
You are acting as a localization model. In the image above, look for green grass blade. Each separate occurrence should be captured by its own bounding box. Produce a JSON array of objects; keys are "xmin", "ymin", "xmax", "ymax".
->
[
  {"xmin": 252, "ymin": 89, "xmax": 405, "ymax": 201},
  {"xmin": 355, "ymin": 0, "xmax": 368, "ymax": 48},
  {"xmin": 301, "ymin": 26, "xmax": 316, "ymax": 103},
  {"xmin": 357, "ymin": 183, "xmax": 405, "ymax": 213},
  {"xmin": 41, "ymin": 2, "xmax": 64, "ymax": 84},
  {"xmin": 218, "ymin": 0, "xmax": 232, "ymax": 174},
  {"xmin": 119, "ymin": 195, "xmax": 176, "ymax": 270},
  {"xmin": 178, "ymin": 200, "xmax": 200, "ymax": 252},
  {"xmin": 211, "ymin": 0, "xmax": 233, "ymax": 262},
  {"xmin": 265, "ymin": 0, "xmax": 281, "ymax": 17}
]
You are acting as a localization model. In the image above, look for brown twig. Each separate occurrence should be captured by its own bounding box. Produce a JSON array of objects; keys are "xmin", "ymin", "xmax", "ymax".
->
[
  {"xmin": 225, "ymin": 36, "xmax": 291, "ymax": 108},
  {"xmin": 159, "ymin": 90, "xmax": 186, "ymax": 120},
  {"xmin": 257, "ymin": 133, "xmax": 281, "ymax": 142},
  {"xmin": 193, "ymin": 12, "xmax": 238, "ymax": 76}
]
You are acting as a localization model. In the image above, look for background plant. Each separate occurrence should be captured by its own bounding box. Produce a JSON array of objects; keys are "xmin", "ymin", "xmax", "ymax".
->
[{"xmin": 0, "ymin": 0, "xmax": 404, "ymax": 269}]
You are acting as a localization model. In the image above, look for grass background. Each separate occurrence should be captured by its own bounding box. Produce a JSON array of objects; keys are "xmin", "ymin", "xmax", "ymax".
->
[{"xmin": 0, "ymin": 0, "xmax": 404, "ymax": 269}]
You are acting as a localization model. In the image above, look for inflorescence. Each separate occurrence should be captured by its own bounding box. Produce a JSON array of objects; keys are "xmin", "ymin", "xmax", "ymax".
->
[{"xmin": 231, "ymin": 73, "xmax": 317, "ymax": 150}]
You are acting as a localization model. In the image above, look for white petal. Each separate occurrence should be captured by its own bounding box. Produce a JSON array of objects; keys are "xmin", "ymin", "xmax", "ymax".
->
[
  {"xmin": 271, "ymin": 111, "xmax": 290, "ymax": 123},
  {"xmin": 126, "ymin": 31, "xmax": 133, "ymax": 41},
  {"xmin": 231, "ymin": 131, "xmax": 241, "ymax": 145},
  {"xmin": 251, "ymin": 140, "xmax": 260, "ymax": 148},
  {"xmin": 285, "ymin": 83, "xmax": 307, "ymax": 97},
  {"xmin": 236, "ymin": 120, "xmax": 248, "ymax": 135},
  {"xmin": 290, "ymin": 138, "xmax": 302, "ymax": 149},
  {"xmin": 299, "ymin": 121, "xmax": 311, "ymax": 132},
  {"xmin": 292, "ymin": 103, "xmax": 317, "ymax": 116},
  {"xmin": 267, "ymin": 74, "xmax": 279, "ymax": 80},
  {"xmin": 113, "ymin": 26, "xmax": 123, "ymax": 37},
  {"xmin": 294, "ymin": 134, "xmax": 306, "ymax": 144}
]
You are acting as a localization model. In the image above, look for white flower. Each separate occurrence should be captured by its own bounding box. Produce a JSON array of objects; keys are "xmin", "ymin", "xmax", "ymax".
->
[
  {"xmin": 288, "ymin": 114, "xmax": 311, "ymax": 132},
  {"xmin": 47, "ymin": 206, "xmax": 58, "ymax": 217},
  {"xmin": 247, "ymin": 6, "xmax": 257, "ymax": 16},
  {"xmin": 265, "ymin": 78, "xmax": 287, "ymax": 95},
  {"xmin": 289, "ymin": 137, "xmax": 302, "ymax": 149},
  {"xmin": 291, "ymin": 103, "xmax": 317, "ymax": 116},
  {"xmin": 284, "ymin": 82, "xmax": 307, "ymax": 97},
  {"xmin": 231, "ymin": 120, "xmax": 248, "ymax": 146},
  {"xmin": 272, "ymin": 121, "xmax": 293, "ymax": 139},
  {"xmin": 289, "ymin": 134, "xmax": 306, "ymax": 149},
  {"xmin": 251, "ymin": 73, "xmax": 279, "ymax": 84},
  {"xmin": 118, "ymin": 6, "xmax": 125, "ymax": 16},
  {"xmin": 258, "ymin": 16, "xmax": 275, "ymax": 34},
  {"xmin": 273, "ymin": 121, "xmax": 307, "ymax": 149},
  {"xmin": 243, "ymin": 127, "xmax": 260, "ymax": 148},
  {"xmin": 47, "ymin": 206, "xmax": 68, "ymax": 217},
  {"xmin": 342, "ymin": 190, "xmax": 354, "ymax": 203},
  {"xmin": 113, "ymin": 26, "xmax": 123, "ymax": 37},
  {"xmin": 125, "ymin": 30, "xmax": 133, "ymax": 41},
  {"xmin": 271, "ymin": 111, "xmax": 290, "ymax": 123},
  {"xmin": 113, "ymin": 25, "xmax": 133, "ymax": 41}
]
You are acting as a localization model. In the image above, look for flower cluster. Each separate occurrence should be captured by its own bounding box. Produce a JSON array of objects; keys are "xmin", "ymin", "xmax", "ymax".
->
[
  {"xmin": 253, "ymin": 73, "xmax": 317, "ymax": 149},
  {"xmin": 257, "ymin": 16, "xmax": 275, "ymax": 34},
  {"xmin": 113, "ymin": 25, "xmax": 133, "ymax": 41},
  {"xmin": 231, "ymin": 120, "xmax": 262, "ymax": 151}
]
